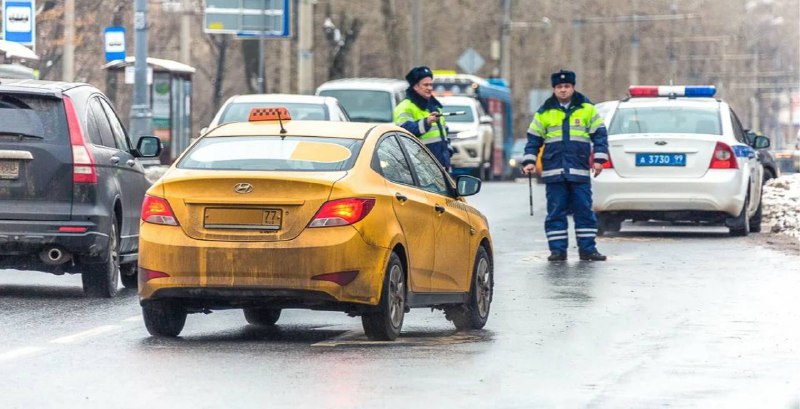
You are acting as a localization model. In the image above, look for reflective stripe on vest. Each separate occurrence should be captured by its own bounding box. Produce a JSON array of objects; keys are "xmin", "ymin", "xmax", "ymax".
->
[{"xmin": 394, "ymin": 99, "xmax": 446, "ymax": 141}]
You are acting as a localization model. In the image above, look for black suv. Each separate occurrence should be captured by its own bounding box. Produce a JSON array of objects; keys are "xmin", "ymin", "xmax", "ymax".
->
[{"xmin": 0, "ymin": 79, "xmax": 160, "ymax": 297}]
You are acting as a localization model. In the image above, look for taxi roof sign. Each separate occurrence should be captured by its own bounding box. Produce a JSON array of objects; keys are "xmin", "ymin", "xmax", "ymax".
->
[{"xmin": 249, "ymin": 107, "xmax": 292, "ymax": 122}]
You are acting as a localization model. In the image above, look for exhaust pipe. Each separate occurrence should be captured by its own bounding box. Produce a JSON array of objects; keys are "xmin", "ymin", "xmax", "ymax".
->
[{"xmin": 39, "ymin": 246, "xmax": 72, "ymax": 266}]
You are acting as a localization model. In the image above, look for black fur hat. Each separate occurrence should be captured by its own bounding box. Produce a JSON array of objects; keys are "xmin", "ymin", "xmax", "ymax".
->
[
  {"xmin": 405, "ymin": 66, "xmax": 433, "ymax": 86},
  {"xmin": 551, "ymin": 70, "xmax": 576, "ymax": 87}
]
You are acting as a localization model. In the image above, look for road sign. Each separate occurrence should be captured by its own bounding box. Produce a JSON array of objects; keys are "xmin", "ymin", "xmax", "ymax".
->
[
  {"xmin": 3, "ymin": 0, "xmax": 35, "ymax": 46},
  {"xmin": 457, "ymin": 48, "xmax": 484, "ymax": 75},
  {"xmin": 104, "ymin": 26, "xmax": 126, "ymax": 62},
  {"xmin": 203, "ymin": 0, "xmax": 290, "ymax": 38}
]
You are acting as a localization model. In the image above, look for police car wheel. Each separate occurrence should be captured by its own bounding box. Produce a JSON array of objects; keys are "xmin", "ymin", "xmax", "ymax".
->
[
  {"xmin": 748, "ymin": 193, "xmax": 763, "ymax": 233},
  {"xmin": 446, "ymin": 246, "xmax": 492, "ymax": 330},
  {"xmin": 729, "ymin": 190, "xmax": 751, "ymax": 237}
]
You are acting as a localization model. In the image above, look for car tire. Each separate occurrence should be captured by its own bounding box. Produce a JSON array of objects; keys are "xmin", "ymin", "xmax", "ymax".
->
[
  {"xmin": 243, "ymin": 308, "xmax": 281, "ymax": 326},
  {"xmin": 749, "ymin": 192, "xmax": 763, "ymax": 233},
  {"xmin": 142, "ymin": 300, "xmax": 187, "ymax": 337},
  {"xmin": 120, "ymin": 262, "xmax": 138, "ymax": 289},
  {"xmin": 762, "ymin": 168, "xmax": 775, "ymax": 185},
  {"xmin": 729, "ymin": 191, "xmax": 750, "ymax": 237},
  {"xmin": 362, "ymin": 252, "xmax": 405, "ymax": 341},
  {"xmin": 445, "ymin": 246, "xmax": 493, "ymax": 330},
  {"xmin": 597, "ymin": 214, "xmax": 622, "ymax": 236},
  {"xmin": 82, "ymin": 216, "xmax": 120, "ymax": 298}
]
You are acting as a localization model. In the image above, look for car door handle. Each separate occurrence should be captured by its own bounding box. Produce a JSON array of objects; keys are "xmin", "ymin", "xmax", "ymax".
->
[
  {"xmin": 126, "ymin": 159, "xmax": 136, "ymax": 167},
  {"xmin": 395, "ymin": 192, "xmax": 408, "ymax": 202},
  {"xmin": 110, "ymin": 156, "xmax": 120, "ymax": 165},
  {"xmin": 434, "ymin": 204, "xmax": 445, "ymax": 214}
]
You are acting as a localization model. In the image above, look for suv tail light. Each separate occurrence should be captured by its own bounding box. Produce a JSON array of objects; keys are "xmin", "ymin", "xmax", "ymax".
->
[
  {"xmin": 709, "ymin": 142, "xmax": 739, "ymax": 169},
  {"xmin": 309, "ymin": 198, "xmax": 376, "ymax": 227},
  {"xmin": 142, "ymin": 195, "xmax": 179, "ymax": 226},
  {"xmin": 63, "ymin": 96, "xmax": 97, "ymax": 184}
]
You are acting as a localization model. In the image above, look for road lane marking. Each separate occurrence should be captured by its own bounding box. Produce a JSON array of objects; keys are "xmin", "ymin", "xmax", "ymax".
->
[
  {"xmin": 0, "ymin": 346, "xmax": 44, "ymax": 362},
  {"xmin": 122, "ymin": 315, "xmax": 142, "ymax": 322},
  {"xmin": 50, "ymin": 325, "xmax": 121, "ymax": 344}
]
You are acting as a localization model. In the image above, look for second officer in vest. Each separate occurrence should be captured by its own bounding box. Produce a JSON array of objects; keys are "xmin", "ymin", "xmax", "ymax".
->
[
  {"xmin": 394, "ymin": 66, "xmax": 451, "ymax": 170},
  {"xmin": 521, "ymin": 70, "xmax": 609, "ymax": 261}
]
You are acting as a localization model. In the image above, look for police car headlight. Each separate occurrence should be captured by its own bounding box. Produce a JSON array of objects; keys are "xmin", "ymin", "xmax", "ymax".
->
[{"xmin": 457, "ymin": 131, "xmax": 479, "ymax": 140}]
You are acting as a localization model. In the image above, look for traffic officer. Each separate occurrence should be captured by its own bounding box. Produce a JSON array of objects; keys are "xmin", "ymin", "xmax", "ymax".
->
[
  {"xmin": 394, "ymin": 66, "xmax": 451, "ymax": 169},
  {"xmin": 521, "ymin": 69, "xmax": 609, "ymax": 261}
]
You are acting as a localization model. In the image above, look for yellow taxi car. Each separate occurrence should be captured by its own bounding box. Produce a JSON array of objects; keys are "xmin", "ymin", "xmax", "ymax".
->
[{"xmin": 138, "ymin": 108, "xmax": 494, "ymax": 340}]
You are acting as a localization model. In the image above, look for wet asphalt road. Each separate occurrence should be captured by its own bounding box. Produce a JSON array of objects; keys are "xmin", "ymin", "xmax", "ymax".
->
[{"xmin": 1, "ymin": 181, "xmax": 800, "ymax": 408}]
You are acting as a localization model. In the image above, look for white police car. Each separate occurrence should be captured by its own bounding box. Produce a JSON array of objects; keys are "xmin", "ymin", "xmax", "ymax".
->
[{"xmin": 592, "ymin": 85, "xmax": 766, "ymax": 237}]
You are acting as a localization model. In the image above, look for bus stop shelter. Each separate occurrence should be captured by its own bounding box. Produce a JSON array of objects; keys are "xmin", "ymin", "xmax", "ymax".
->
[{"xmin": 103, "ymin": 57, "xmax": 195, "ymax": 164}]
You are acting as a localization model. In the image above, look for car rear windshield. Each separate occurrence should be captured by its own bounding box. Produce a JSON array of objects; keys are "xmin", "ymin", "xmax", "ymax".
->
[
  {"xmin": 0, "ymin": 93, "xmax": 67, "ymax": 141},
  {"xmin": 441, "ymin": 105, "xmax": 475, "ymax": 123},
  {"xmin": 608, "ymin": 106, "xmax": 721, "ymax": 135},
  {"xmin": 318, "ymin": 90, "xmax": 393, "ymax": 123},
  {"xmin": 177, "ymin": 135, "xmax": 363, "ymax": 171},
  {"xmin": 220, "ymin": 102, "xmax": 328, "ymax": 122}
]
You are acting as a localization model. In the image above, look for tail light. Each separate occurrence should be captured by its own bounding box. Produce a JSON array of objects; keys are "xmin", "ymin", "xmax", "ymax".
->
[
  {"xmin": 601, "ymin": 155, "xmax": 614, "ymax": 169},
  {"xmin": 311, "ymin": 270, "xmax": 359, "ymax": 286},
  {"xmin": 140, "ymin": 267, "xmax": 170, "ymax": 281},
  {"xmin": 64, "ymin": 96, "xmax": 97, "ymax": 184},
  {"xmin": 309, "ymin": 198, "xmax": 376, "ymax": 227},
  {"xmin": 709, "ymin": 142, "xmax": 738, "ymax": 169},
  {"xmin": 141, "ymin": 195, "xmax": 179, "ymax": 226}
]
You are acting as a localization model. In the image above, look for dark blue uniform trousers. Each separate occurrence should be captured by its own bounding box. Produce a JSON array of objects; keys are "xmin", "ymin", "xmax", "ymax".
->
[
  {"xmin": 544, "ymin": 181, "xmax": 598, "ymax": 254},
  {"xmin": 426, "ymin": 140, "xmax": 451, "ymax": 170}
]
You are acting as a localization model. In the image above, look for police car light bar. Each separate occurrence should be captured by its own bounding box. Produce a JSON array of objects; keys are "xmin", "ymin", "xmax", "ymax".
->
[{"xmin": 628, "ymin": 86, "xmax": 716, "ymax": 98}]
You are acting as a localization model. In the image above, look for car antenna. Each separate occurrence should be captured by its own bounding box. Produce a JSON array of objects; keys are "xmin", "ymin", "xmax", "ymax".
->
[{"xmin": 277, "ymin": 110, "xmax": 288, "ymax": 137}]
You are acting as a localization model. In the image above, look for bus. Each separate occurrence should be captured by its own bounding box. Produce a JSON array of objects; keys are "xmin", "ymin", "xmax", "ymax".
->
[{"xmin": 433, "ymin": 72, "xmax": 513, "ymax": 179}]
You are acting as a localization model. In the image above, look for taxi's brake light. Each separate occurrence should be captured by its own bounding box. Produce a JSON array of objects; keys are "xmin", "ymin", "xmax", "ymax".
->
[
  {"xmin": 709, "ymin": 142, "xmax": 739, "ymax": 169},
  {"xmin": 309, "ymin": 198, "xmax": 376, "ymax": 227},
  {"xmin": 141, "ymin": 195, "xmax": 179, "ymax": 225}
]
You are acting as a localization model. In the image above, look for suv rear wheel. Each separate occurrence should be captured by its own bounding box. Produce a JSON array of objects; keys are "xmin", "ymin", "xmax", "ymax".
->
[
  {"xmin": 82, "ymin": 215, "xmax": 120, "ymax": 297},
  {"xmin": 120, "ymin": 262, "xmax": 138, "ymax": 289}
]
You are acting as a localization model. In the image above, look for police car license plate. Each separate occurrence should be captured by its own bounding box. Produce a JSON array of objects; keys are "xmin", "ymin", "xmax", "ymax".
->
[
  {"xmin": 635, "ymin": 153, "xmax": 686, "ymax": 166},
  {"xmin": 0, "ymin": 160, "xmax": 19, "ymax": 179}
]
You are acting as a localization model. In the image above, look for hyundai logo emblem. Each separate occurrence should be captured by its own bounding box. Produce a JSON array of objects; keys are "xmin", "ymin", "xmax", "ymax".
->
[
  {"xmin": 655, "ymin": 141, "xmax": 668, "ymax": 145},
  {"xmin": 234, "ymin": 183, "xmax": 253, "ymax": 194}
]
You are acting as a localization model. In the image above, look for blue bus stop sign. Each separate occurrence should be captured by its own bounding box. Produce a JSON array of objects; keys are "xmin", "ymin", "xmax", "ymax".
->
[
  {"xmin": 3, "ymin": 0, "xmax": 35, "ymax": 46},
  {"xmin": 104, "ymin": 26, "xmax": 126, "ymax": 62}
]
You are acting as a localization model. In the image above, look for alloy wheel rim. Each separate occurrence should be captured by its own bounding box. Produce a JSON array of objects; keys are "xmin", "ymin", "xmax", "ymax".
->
[
  {"xmin": 110, "ymin": 224, "xmax": 120, "ymax": 287},
  {"xmin": 388, "ymin": 264, "xmax": 404, "ymax": 327},
  {"xmin": 476, "ymin": 258, "xmax": 491, "ymax": 317}
]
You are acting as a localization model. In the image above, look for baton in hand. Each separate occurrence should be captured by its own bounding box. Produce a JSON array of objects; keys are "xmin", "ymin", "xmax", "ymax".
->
[
  {"xmin": 434, "ymin": 111, "xmax": 467, "ymax": 117},
  {"xmin": 528, "ymin": 171, "xmax": 534, "ymax": 216}
]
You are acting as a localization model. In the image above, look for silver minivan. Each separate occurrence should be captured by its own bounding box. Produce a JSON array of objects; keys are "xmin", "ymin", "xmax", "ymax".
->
[{"xmin": 316, "ymin": 78, "xmax": 407, "ymax": 123}]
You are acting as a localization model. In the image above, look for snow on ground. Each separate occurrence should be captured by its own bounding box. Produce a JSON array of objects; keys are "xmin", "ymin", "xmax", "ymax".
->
[{"xmin": 762, "ymin": 173, "xmax": 800, "ymax": 242}]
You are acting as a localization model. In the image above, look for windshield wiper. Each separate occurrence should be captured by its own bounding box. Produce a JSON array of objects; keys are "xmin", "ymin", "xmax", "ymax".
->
[{"xmin": 0, "ymin": 132, "xmax": 44, "ymax": 139}]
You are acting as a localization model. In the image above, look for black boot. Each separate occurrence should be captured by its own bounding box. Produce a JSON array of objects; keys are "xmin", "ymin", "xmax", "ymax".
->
[
  {"xmin": 579, "ymin": 251, "xmax": 607, "ymax": 261},
  {"xmin": 548, "ymin": 252, "xmax": 567, "ymax": 262}
]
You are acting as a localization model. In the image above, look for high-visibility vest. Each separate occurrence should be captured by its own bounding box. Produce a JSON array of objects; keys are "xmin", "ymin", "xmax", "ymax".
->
[{"xmin": 394, "ymin": 99, "xmax": 446, "ymax": 144}]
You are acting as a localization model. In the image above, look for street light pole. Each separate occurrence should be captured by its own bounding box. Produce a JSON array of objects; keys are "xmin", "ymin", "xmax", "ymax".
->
[
  {"xmin": 130, "ymin": 0, "xmax": 153, "ymax": 142},
  {"xmin": 500, "ymin": 0, "xmax": 511, "ymax": 82}
]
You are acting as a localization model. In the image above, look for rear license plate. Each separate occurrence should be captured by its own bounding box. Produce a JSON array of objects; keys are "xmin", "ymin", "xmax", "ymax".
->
[
  {"xmin": 635, "ymin": 153, "xmax": 686, "ymax": 166},
  {"xmin": 204, "ymin": 208, "xmax": 282, "ymax": 230},
  {"xmin": 0, "ymin": 160, "xmax": 19, "ymax": 179}
]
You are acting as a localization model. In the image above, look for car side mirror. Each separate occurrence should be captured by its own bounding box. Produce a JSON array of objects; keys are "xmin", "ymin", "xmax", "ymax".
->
[
  {"xmin": 754, "ymin": 135, "xmax": 771, "ymax": 149},
  {"xmin": 136, "ymin": 136, "xmax": 162, "ymax": 158},
  {"xmin": 479, "ymin": 115, "xmax": 493, "ymax": 125},
  {"xmin": 456, "ymin": 175, "xmax": 482, "ymax": 196}
]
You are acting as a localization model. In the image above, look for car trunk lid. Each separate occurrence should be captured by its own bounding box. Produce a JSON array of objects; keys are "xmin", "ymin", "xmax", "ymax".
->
[{"xmin": 608, "ymin": 134, "xmax": 718, "ymax": 178}]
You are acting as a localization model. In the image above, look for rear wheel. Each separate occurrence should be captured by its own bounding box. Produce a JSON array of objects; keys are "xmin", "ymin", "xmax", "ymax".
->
[
  {"xmin": 243, "ymin": 308, "xmax": 281, "ymax": 326},
  {"xmin": 362, "ymin": 252, "xmax": 405, "ymax": 341},
  {"xmin": 597, "ymin": 214, "xmax": 622, "ymax": 236},
  {"xmin": 142, "ymin": 301, "xmax": 187, "ymax": 337},
  {"xmin": 446, "ymin": 246, "xmax": 493, "ymax": 330},
  {"xmin": 82, "ymin": 216, "xmax": 120, "ymax": 298},
  {"xmin": 729, "ymin": 192, "xmax": 750, "ymax": 237},
  {"xmin": 120, "ymin": 262, "xmax": 138, "ymax": 289}
]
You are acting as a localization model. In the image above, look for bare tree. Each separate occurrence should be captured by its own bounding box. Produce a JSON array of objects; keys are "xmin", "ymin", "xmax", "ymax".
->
[{"xmin": 323, "ymin": 3, "xmax": 362, "ymax": 80}]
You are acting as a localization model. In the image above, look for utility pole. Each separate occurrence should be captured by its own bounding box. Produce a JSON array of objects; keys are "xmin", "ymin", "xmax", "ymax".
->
[
  {"xmin": 63, "ymin": 0, "xmax": 74, "ymax": 81},
  {"xmin": 130, "ymin": 0, "xmax": 153, "ymax": 141},
  {"xmin": 571, "ymin": 1, "xmax": 583, "ymax": 80},
  {"xmin": 180, "ymin": 0, "xmax": 191, "ymax": 64},
  {"xmin": 257, "ymin": 0, "xmax": 266, "ymax": 93},
  {"xmin": 500, "ymin": 0, "xmax": 511, "ymax": 82},
  {"xmin": 630, "ymin": 0, "xmax": 639, "ymax": 86},
  {"xmin": 411, "ymin": 0, "xmax": 421, "ymax": 66},
  {"xmin": 297, "ymin": 0, "xmax": 314, "ymax": 94}
]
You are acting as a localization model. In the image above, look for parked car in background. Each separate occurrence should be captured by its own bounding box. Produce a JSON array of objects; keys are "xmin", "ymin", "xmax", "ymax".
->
[
  {"xmin": 0, "ymin": 79, "xmax": 162, "ymax": 297},
  {"xmin": 138, "ymin": 107, "xmax": 493, "ymax": 340},
  {"xmin": 316, "ymin": 78, "xmax": 407, "ymax": 123},
  {"xmin": 439, "ymin": 96, "xmax": 494, "ymax": 180},
  {"xmin": 201, "ymin": 94, "xmax": 350, "ymax": 135},
  {"xmin": 593, "ymin": 85, "xmax": 765, "ymax": 237},
  {"xmin": 508, "ymin": 138, "xmax": 527, "ymax": 178},
  {"xmin": 745, "ymin": 130, "xmax": 779, "ymax": 183}
]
